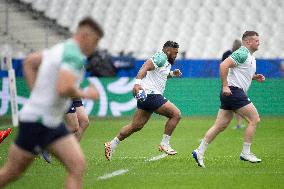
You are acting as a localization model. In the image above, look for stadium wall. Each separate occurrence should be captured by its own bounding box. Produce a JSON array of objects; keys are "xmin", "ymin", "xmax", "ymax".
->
[
  {"xmin": 0, "ymin": 78, "xmax": 283, "ymax": 117},
  {"xmin": 117, "ymin": 59, "xmax": 284, "ymax": 78},
  {"xmin": 1, "ymin": 58, "xmax": 283, "ymax": 78}
]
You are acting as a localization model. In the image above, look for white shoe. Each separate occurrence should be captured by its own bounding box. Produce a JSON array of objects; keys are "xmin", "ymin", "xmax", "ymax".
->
[
  {"xmin": 192, "ymin": 149, "xmax": 205, "ymax": 168},
  {"xmin": 159, "ymin": 143, "xmax": 177, "ymax": 155},
  {"xmin": 104, "ymin": 142, "xmax": 114, "ymax": 161},
  {"xmin": 240, "ymin": 152, "xmax": 261, "ymax": 163}
]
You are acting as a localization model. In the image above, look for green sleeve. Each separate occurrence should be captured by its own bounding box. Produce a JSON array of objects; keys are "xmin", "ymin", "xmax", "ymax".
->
[
  {"xmin": 230, "ymin": 47, "xmax": 249, "ymax": 65},
  {"xmin": 62, "ymin": 41, "xmax": 85, "ymax": 72},
  {"xmin": 151, "ymin": 52, "xmax": 168, "ymax": 67}
]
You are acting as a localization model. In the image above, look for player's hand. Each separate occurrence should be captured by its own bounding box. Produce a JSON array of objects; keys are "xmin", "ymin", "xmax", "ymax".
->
[
  {"xmin": 84, "ymin": 84, "xmax": 99, "ymax": 100},
  {"xmin": 254, "ymin": 74, "xmax": 265, "ymax": 82},
  {"xmin": 133, "ymin": 84, "xmax": 143, "ymax": 97},
  {"xmin": 173, "ymin": 69, "xmax": 182, "ymax": 77},
  {"xmin": 222, "ymin": 86, "xmax": 232, "ymax": 96}
]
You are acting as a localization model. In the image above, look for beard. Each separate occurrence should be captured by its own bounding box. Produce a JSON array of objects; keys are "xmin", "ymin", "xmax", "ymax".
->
[
  {"xmin": 252, "ymin": 46, "xmax": 259, "ymax": 52},
  {"xmin": 168, "ymin": 57, "xmax": 175, "ymax": 64}
]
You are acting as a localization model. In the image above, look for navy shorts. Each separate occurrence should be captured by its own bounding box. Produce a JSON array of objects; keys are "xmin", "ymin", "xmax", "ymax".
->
[
  {"xmin": 220, "ymin": 86, "xmax": 251, "ymax": 110},
  {"xmin": 66, "ymin": 99, "xmax": 83, "ymax": 114},
  {"xmin": 137, "ymin": 94, "xmax": 168, "ymax": 112},
  {"xmin": 15, "ymin": 121, "xmax": 70, "ymax": 155}
]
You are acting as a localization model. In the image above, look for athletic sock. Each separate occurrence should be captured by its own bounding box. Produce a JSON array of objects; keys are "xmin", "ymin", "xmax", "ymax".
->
[
  {"xmin": 111, "ymin": 137, "xmax": 120, "ymax": 149},
  {"xmin": 242, "ymin": 142, "xmax": 251, "ymax": 154},
  {"xmin": 197, "ymin": 139, "xmax": 208, "ymax": 156},
  {"xmin": 161, "ymin": 134, "xmax": 171, "ymax": 145}
]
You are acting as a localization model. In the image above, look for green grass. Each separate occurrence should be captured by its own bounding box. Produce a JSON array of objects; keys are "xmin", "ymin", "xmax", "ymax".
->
[{"xmin": 1, "ymin": 116, "xmax": 284, "ymax": 189}]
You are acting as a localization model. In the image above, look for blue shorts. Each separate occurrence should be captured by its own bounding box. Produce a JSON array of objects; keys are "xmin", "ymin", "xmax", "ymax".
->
[
  {"xmin": 66, "ymin": 99, "xmax": 83, "ymax": 114},
  {"xmin": 15, "ymin": 122, "xmax": 70, "ymax": 155},
  {"xmin": 220, "ymin": 86, "xmax": 251, "ymax": 110},
  {"xmin": 137, "ymin": 94, "xmax": 168, "ymax": 112}
]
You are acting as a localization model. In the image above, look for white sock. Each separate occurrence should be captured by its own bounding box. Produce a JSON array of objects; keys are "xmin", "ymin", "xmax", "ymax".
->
[
  {"xmin": 242, "ymin": 142, "xmax": 251, "ymax": 154},
  {"xmin": 197, "ymin": 139, "xmax": 208, "ymax": 156},
  {"xmin": 111, "ymin": 137, "xmax": 120, "ymax": 149},
  {"xmin": 161, "ymin": 134, "xmax": 171, "ymax": 145}
]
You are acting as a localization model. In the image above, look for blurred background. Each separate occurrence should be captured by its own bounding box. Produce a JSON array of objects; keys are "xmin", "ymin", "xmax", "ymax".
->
[{"xmin": 0, "ymin": 0, "xmax": 283, "ymax": 118}]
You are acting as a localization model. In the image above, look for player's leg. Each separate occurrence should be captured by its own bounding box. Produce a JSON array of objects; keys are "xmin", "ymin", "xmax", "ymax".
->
[
  {"xmin": 65, "ymin": 112, "xmax": 80, "ymax": 134},
  {"xmin": 118, "ymin": 109, "xmax": 152, "ymax": 140},
  {"xmin": 235, "ymin": 113, "xmax": 244, "ymax": 129},
  {"xmin": 104, "ymin": 109, "xmax": 152, "ymax": 160},
  {"xmin": 235, "ymin": 103, "xmax": 261, "ymax": 162},
  {"xmin": 74, "ymin": 106, "xmax": 89, "ymax": 141},
  {"xmin": 204, "ymin": 109, "xmax": 234, "ymax": 143},
  {"xmin": 40, "ymin": 112, "xmax": 78, "ymax": 164},
  {"xmin": 65, "ymin": 100, "xmax": 80, "ymax": 134},
  {"xmin": 49, "ymin": 135, "xmax": 85, "ymax": 189},
  {"xmin": 192, "ymin": 109, "xmax": 234, "ymax": 167},
  {"xmin": 0, "ymin": 144, "xmax": 35, "ymax": 187},
  {"xmin": 0, "ymin": 121, "xmax": 37, "ymax": 187},
  {"xmin": 236, "ymin": 103, "xmax": 260, "ymax": 143},
  {"xmin": 154, "ymin": 101, "xmax": 181, "ymax": 155},
  {"xmin": 155, "ymin": 101, "xmax": 181, "ymax": 136},
  {"xmin": 43, "ymin": 110, "xmax": 78, "ymax": 164}
]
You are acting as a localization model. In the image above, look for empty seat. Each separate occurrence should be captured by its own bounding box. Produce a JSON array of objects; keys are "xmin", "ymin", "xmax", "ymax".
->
[
  {"xmin": 32, "ymin": 0, "xmax": 49, "ymax": 12},
  {"xmin": 57, "ymin": 0, "xmax": 80, "ymax": 28},
  {"xmin": 45, "ymin": 0, "xmax": 66, "ymax": 20},
  {"xmin": 9, "ymin": 0, "xmax": 284, "ymax": 58}
]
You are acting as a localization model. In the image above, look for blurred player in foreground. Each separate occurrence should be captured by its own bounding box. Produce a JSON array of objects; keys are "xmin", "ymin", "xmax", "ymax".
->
[
  {"xmin": 0, "ymin": 17, "xmax": 103, "ymax": 189},
  {"xmin": 42, "ymin": 95, "xmax": 99, "ymax": 163},
  {"xmin": 105, "ymin": 41, "xmax": 182, "ymax": 160},
  {"xmin": 192, "ymin": 31, "xmax": 265, "ymax": 168}
]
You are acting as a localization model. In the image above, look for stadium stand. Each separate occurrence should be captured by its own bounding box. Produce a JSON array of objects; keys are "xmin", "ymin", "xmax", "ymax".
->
[
  {"xmin": 0, "ymin": 0, "xmax": 68, "ymax": 56},
  {"xmin": 0, "ymin": 0, "xmax": 283, "ymax": 59}
]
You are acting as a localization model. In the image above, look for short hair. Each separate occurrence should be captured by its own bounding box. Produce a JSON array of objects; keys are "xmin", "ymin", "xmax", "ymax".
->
[
  {"xmin": 242, "ymin": 31, "xmax": 259, "ymax": 41},
  {"xmin": 232, "ymin": 39, "xmax": 242, "ymax": 52},
  {"xmin": 163, "ymin": 41, "xmax": 179, "ymax": 49},
  {"xmin": 78, "ymin": 17, "xmax": 104, "ymax": 38}
]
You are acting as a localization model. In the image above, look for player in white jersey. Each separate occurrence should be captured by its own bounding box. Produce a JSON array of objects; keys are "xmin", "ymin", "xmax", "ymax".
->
[
  {"xmin": 42, "ymin": 86, "xmax": 100, "ymax": 164},
  {"xmin": 222, "ymin": 39, "xmax": 245, "ymax": 129},
  {"xmin": 104, "ymin": 41, "xmax": 182, "ymax": 160},
  {"xmin": 192, "ymin": 31, "xmax": 265, "ymax": 168},
  {"xmin": 0, "ymin": 17, "xmax": 104, "ymax": 189}
]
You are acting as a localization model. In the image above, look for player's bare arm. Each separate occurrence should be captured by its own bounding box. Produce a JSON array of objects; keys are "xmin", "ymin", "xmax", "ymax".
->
[
  {"xmin": 220, "ymin": 57, "xmax": 235, "ymax": 96},
  {"xmin": 23, "ymin": 51, "xmax": 42, "ymax": 90},
  {"xmin": 133, "ymin": 59, "xmax": 155, "ymax": 95},
  {"xmin": 56, "ymin": 69, "xmax": 98, "ymax": 100},
  {"xmin": 252, "ymin": 74, "xmax": 265, "ymax": 82}
]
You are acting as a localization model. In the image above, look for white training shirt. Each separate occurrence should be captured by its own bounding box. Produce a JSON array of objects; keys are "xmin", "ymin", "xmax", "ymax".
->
[
  {"xmin": 141, "ymin": 51, "xmax": 171, "ymax": 95},
  {"xmin": 228, "ymin": 46, "xmax": 256, "ymax": 93},
  {"xmin": 19, "ymin": 39, "xmax": 85, "ymax": 128}
]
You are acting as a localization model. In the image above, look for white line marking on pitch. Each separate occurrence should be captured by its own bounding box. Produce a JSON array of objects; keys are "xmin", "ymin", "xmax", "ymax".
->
[
  {"xmin": 145, "ymin": 153, "xmax": 168, "ymax": 162},
  {"xmin": 97, "ymin": 169, "xmax": 129, "ymax": 180},
  {"xmin": 98, "ymin": 154, "xmax": 167, "ymax": 180}
]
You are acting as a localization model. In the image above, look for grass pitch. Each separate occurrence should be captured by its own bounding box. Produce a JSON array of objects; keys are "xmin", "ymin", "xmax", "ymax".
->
[{"xmin": 0, "ymin": 116, "xmax": 283, "ymax": 189}]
